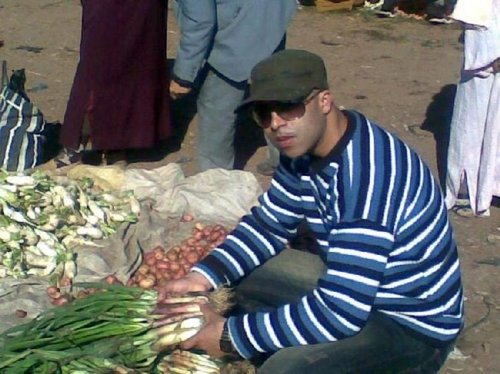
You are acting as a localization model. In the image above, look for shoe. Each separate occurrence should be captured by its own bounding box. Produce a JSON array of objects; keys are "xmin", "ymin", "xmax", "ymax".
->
[
  {"xmin": 256, "ymin": 161, "xmax": 277, "ymax": 176},
  {"xmin": 364, "ymin": 0, "xmax": 383, "ymax": 9},
  {"xmin": 375, "ymin": 10, "xmax": 396, "ymax": 18},
  {"xmin": 54, "ymin": 148, "xmax": 81, "ymax": 168},
  {"xmin": 451, "ymin": 205, "xmax": 490, "ymax": 218},
  {"xmin": 428, "ymin": 17, "xmax": 453, "ymax": 24},
  {"xmin": 102, "ymin": 150, "xmax": 127, "ymax": 166}
]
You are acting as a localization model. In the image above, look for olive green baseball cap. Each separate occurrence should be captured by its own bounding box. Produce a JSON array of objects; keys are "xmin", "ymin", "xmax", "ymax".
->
[{"xmin": 238, "ymin": 49, "xmax": 329, "ymax": 109}]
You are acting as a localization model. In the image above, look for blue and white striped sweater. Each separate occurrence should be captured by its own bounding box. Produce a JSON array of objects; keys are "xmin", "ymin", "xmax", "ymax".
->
[{"xmin": 193, "ymin": 110, "xmax": 464, "ymax": 359}]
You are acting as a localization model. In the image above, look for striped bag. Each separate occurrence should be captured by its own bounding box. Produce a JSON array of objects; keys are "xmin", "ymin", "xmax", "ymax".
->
[{"xmin": 0, "ymin": 62, "xmax": 58, "ymax": 171}]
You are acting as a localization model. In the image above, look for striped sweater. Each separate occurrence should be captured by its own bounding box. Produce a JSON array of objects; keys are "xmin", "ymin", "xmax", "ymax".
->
[{"xmin": 193, "ymin": 110, "xmax": 464, "ymax": 359}]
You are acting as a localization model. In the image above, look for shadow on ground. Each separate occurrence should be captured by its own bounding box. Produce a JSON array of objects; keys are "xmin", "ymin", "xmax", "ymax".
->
[{"xmin": 420, "ymin": 84, "xmax": 456, "ymax": 189}]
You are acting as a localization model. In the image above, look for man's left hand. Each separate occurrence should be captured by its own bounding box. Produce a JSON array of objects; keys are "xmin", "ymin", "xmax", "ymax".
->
[
  {"xmin": 180, "ymin": 303, "xmax": 227, "ymax": 358},
  {"xmin": 170, "ymin": 80, "xmax": 192, "ymax": 100}
]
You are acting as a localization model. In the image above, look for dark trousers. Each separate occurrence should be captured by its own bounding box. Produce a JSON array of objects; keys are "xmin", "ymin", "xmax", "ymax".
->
[{"xmin": 234, "ymin": 249, "xmax": 455, "ymax": 374}]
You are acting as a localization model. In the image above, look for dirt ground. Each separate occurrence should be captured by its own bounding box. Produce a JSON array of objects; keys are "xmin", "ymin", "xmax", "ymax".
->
[{"xmin": 1, "ymin": 1, "xmax": 499, "ymax": 372}]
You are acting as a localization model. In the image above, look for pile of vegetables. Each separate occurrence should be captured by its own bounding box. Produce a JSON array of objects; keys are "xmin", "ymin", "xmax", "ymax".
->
[
  {"xmin": 159, "ymin": 350, "xmax": 222, "ymax": 374},
  {"xmin": 0, "ymin": 169, "xmax": 140, "ymax": 281},
  {"xmin": 128, "ymin": 223, "xmax": 228, "ymax": 290},
  {"xmin": 0, "ymin": 283, "xmax": 228, "ymax": 373}
]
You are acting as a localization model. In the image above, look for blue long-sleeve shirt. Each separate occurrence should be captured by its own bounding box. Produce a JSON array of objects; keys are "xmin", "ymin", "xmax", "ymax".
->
[
  {"xmin": 173, "ymin": 0, "xmax": 297, "ymax": 83},
  {"xmin": 193, "ymin": 110, "xmax": 464, "ymax": 359}
]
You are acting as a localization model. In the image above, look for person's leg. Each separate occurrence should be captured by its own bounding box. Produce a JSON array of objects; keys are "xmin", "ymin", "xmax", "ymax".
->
[
  {"xmin": 256, "ymin": 35, "xmax": 287, "ymax": 176},
  {"xmin": 234, "ymin": 248, "xmax": 326, "ymax": 311},
  {"xmin": 376, "ymin": 0, "xmax": 398, "ymax": 17},
  {"xmin": 256, "ymin": 134, "xmax": 280, "ymax": 176},
  {"xmin": 197, "ymin": 68, "xmax": 246, "ymax": 171},
  {"xmin": 258, "ymin": 312, "xmax": 455, "ymax": 374},
  {"xmin": 380, "ymin": 0, "xmax": 397, "ymax": 11},
  {"xmin": 234, "ymin": 249, "xmax": 455, "ymax": 373}
]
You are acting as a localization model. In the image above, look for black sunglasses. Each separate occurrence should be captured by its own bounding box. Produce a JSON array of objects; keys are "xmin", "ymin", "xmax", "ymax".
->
[{"xmin": 252, "ymin": 91, "xmax": 320, "ymax": 129}]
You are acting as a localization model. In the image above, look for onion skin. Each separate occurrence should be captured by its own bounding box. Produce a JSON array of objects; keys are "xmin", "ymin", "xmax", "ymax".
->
[
  {"xmin": 145, "ymin": 256, "xmax": 156, "ymax": 267},
  {"xmin": 51, "ymin": 297, "xmax": 69, "ymax": 306},
  {"xmin": 139, "ymin": 277, "xmax": 156, "ymax": 289},
  {"xmin": 156, "ymin": 260, "xmax": 170, "ymax": 270},
  {"xmin": 166, "ymin": 251, "xmax": 178, "ymax": 261},
  {"xmin": 169, "ymin": 262, "xmax": 180, "ymax": 272},
  {"xmin": 15, "ymin": 309, "xmax": 27, "ymax": 318},
  {"xmin": 137, "ymin": 265, "xmax": 149, "ymax": 276},
  {"xmin": 130, "ymin": 223, "xmax": 229, "ymax": 289},
  {"xmin": 182, "ymin": 214, "xmax": 194, "ymax": 222},
  {"xmin": 103, "ymin": 274, "xmax": 120, "ymax": 285},
  {"xmin": 59, "ymin": 277, "xmax": 72, "ymax": 288},
  {"xmin": 185, "ymin": 251, "xmax": 200, "ymax": 265},
  {"xmin": 209, "ymin": 232, "xmax": 221, "ymax": 242},
  {"xmin": 46, "ymin": 286, "xmax": 60, "ymax": 297},
  {"xmin": 154, "ymin": 251, "xmax": 165, "ymax": 261}
]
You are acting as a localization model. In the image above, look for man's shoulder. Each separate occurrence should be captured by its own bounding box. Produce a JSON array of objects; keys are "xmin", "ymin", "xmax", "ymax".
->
[{"xmin": 347, "ymin": 110, "xmax": 415, "ymax": 155}]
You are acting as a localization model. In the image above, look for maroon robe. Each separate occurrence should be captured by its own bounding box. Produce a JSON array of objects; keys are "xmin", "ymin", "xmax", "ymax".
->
[{"xmin": 61, "ymin": 0, "xmax": 171, "ymax": 151}]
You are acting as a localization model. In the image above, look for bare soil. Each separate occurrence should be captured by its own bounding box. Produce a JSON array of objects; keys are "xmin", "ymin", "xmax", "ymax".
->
[{"xmin": 1, "ymin": 1, "xmax": 499, "ymax": 372}]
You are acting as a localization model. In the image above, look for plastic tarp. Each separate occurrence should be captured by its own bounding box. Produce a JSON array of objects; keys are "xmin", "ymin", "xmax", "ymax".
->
[{"xmin": 0, "ymin": 164, "xmax": 262, "ymax": 332}]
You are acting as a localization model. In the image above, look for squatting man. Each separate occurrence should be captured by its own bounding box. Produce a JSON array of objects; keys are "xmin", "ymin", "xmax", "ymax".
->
[{"xmin": 157, "ymin": 49, "xmax": 464, "ymax": 373}]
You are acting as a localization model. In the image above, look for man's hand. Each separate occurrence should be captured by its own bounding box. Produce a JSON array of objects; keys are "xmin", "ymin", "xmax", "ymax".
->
[
  {"xmin": 493, "ymin": 58, "xmax": 500, "ymax": 74},
  {"xmin": 157, "ymin": 272, "xmax": 212, "ymax": 302},
  {"xmin": 170, "ymin": 80, "xmax": 192, "ymax": 100},
  {"xmin": 180, "ymin": 303, "xmax": 227, "ymax": 359}
]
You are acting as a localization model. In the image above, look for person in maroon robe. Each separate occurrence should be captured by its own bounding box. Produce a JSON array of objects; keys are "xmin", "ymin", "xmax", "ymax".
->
[{"xmin": 59, "ymin": 0, "xmax": 171, "ymax": 164}]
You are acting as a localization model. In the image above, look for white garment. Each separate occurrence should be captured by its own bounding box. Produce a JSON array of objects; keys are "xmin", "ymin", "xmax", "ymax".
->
[
  {"xmin": 445, "ymin": 0, "xmax": 500, "ymax": 215},
  {"xmin": 451, "ymin": 0, "xmax": 493, "ymax": 28}
]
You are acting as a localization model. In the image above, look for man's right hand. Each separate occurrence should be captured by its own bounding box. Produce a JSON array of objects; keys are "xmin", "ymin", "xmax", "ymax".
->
[{"xmin": 157, "ymin": 271, "xmax": 213, "ymax": 302}]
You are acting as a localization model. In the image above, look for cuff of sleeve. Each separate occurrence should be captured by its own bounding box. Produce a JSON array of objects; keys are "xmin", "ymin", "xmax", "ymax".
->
[
  {"xmin": 191, "ymin": 256, "xmax": 231, "ymax": 289},
  {"xmin": 227, "ymin": 316, "xmax": 260, "ymax": 360},
  {"xmin": 172, "ymin": 74, "xmax": 193, "ymax": 89},
  {"xmin": 172, "ymin": 63, "xmax": 200, "ymax": 86}
]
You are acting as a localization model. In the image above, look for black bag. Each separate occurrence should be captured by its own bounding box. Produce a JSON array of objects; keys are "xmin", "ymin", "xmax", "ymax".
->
[{"xmin": 0, "ymin": 61, "xmax": 59, "ymax": 171}]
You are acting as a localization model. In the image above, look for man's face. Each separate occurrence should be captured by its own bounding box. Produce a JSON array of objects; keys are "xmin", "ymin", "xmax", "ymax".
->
[{"xmin": 253, "ymin": 91, "xmax": 330, "ymax": 158}]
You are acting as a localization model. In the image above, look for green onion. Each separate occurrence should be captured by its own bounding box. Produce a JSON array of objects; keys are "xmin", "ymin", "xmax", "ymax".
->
[{"xmin": 0, "ymin": 284, "xmax": 206, "ymax": 372}]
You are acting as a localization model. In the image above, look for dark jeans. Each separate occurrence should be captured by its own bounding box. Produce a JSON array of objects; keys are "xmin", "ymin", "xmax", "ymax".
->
[{"xmin": 233, "ymin": 249, "xmax": 455, "ymax": 374}]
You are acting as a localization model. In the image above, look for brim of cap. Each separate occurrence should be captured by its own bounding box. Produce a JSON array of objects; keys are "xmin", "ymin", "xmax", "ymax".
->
[{"xmin": 236, "ymin": 88, "xmax": 310, "ymax": 112}]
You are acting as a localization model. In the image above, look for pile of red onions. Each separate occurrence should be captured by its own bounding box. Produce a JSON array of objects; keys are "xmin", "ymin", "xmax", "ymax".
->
[{"xmin": 128, "ymin": 223, "xmax": 228, "ymax": 290}]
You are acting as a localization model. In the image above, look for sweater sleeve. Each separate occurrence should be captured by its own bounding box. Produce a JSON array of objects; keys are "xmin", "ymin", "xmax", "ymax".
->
[
  {"xmin": 226, "ymin": 219, "xmax": 394, "ymax": 359},
  {"xmin": 192, "ymin": 165, "xmax": 305, "ymax": 289},
  {"xmin": 172, "ymin": 0, "xmax": 216, "ymax": 83}
]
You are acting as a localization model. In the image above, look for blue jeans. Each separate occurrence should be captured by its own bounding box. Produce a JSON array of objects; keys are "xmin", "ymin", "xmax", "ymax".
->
[
  {"xmin": 234, "ymin": 249, "xmax": 456, "ymax": 374},
  {"xmin": 197, "ymin": 68, "xmax": 247, "ymax": 171},
  {"xmin": 264, "ymin": 134, "xmax": 280, "ymax": 168}
]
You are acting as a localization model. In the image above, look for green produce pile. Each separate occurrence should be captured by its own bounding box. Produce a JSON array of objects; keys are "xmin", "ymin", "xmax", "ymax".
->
[
  {"xmin": 0, "ymin": 169, "xmax": 140, "ymax": 281},
  {"xmin": 0, "ymin": 283, "xmax": 222, "ymax": 373}
]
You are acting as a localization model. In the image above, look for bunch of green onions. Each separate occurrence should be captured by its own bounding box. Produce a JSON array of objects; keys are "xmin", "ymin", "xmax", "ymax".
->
[
  {"xmin": 0, "ymin": 283, "xmax": 209, "ymax": 373},
  {"xmin": 159, "ymin": 350, "xmax": 223, "ymax": 374}
]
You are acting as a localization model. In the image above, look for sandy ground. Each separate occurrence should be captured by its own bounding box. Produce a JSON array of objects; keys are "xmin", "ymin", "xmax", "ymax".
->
[{"xmin": 1, "ymin": 1, "xmax": 499, "ymax": 372}]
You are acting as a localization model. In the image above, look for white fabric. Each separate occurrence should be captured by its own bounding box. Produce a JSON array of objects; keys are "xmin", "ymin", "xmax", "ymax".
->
[
  {"xmin": 445, "ymin": 1, "xmax": 500, "ymax": 215},
  {"xmin": 124, "ymin": 164, "xmax": 262, "ymax": 226},
  {"xmin": 458, "ymin": 0, "xmax": 500, "ymax": 71},
  {"xmin": 451, "ymin": 0, "xmax": 493, "ymax": 28}
]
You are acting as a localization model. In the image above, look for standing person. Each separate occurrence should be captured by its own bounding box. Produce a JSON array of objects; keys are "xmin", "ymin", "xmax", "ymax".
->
[
  {"xmin": 445, "ymin": 0, "xmax": 500, "ymax": 217},
  {"xmin": 170, "ymin": 0, "xmax": 297, "ymax": 172},
  {"xmin": 158, "ymin": 50, "xmax": 464, "ymax": 373},
  {"xmin": 58, "ymin": 0, "xmax": 172, "ymax": 166}
]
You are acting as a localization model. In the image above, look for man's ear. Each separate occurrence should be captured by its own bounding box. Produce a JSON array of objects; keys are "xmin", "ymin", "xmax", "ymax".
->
[{"xmin": 318, "ymin": 90, "xmax": 333, "ymax": 114}]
